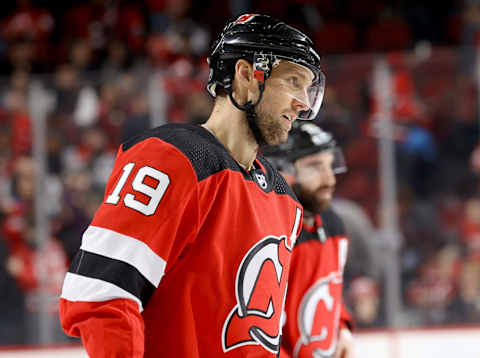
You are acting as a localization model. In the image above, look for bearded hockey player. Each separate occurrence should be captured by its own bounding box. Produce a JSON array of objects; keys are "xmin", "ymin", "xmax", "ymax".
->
[
  {"xmin": 264, "ymin": 122, "xmax": 354, "ymax": 358},
  {"xmin": 59, "ymin": 14, "xmax": 326, "ymax": 357}
]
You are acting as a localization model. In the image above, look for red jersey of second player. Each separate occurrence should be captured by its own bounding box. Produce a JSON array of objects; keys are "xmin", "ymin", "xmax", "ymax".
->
[{"xmin": 280, "ymin": 209, "xmax": 353, "ymax": 358}]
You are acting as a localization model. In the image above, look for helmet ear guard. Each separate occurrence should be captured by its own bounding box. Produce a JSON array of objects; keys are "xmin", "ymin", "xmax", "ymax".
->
[
  {"xmin": 211, "ymin": 52, "xmax": 272, "ymax": 146},
  {"xmin": 252, "ymin": 53, "xmax": 273, "ymax": 83},
  {"xmin": 224, "ymin": 53, "xmax": 270, "ymax": 112},
  {"xmin": 209, "ymin": 52, "xmax": 273, "ymax": 97}
]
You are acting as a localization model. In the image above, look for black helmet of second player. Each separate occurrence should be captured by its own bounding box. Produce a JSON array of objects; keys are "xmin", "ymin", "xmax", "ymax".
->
[
  {"xmin": 263, "ymin": 121, "xmax": 347, "ymax": 174},
  {"xmin": 207, "ymin": 13, "xmax": 325, "ymax": 121}
]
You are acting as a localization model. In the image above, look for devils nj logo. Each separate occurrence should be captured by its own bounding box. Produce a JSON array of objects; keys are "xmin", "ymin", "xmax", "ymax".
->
[
  {"xmin": 293, "ymin": 238, "xmax": 349, "ymax": 358},
  {"xmin": 294, "ymin": 273, "xmax": 342, "ymax": 358},
  {"xmin": 222, "ymin": 208, "xmax": 302, "ymax": 354},
  {"xmin": 233, "ymin": 13, "xmax": 258, "ymax": 25}
]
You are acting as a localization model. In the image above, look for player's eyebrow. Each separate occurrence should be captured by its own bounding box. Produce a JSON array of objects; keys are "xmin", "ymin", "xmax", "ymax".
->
[
  {"xmin": 292, "ymin": 69, "xmax": 307, "ymax": 81},
  {"xmin": 288, "ymin": 66, "xmax": 312, "ymax": 83}
]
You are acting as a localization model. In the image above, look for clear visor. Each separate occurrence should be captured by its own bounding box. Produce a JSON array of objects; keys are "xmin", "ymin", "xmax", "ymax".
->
[
  {"xmin": 331, "ymin": 147, "xmax": 347, "ymax": 174},
  {"xmin": 295, "ymin": 147, "xmax": 347, "ymax": 183},
  {"xmin": 280, "ymin": 71, "xmax": 325, "ymax": 120}
]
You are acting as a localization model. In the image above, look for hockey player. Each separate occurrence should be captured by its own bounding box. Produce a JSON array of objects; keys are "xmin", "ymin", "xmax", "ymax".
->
[
  {"xmin": 264, "ymin": 122, "xmax": 354, "ymax": 358},
  {"xmin": 59, "ymin": 14, "xmax": 325, "ymax": 357}
]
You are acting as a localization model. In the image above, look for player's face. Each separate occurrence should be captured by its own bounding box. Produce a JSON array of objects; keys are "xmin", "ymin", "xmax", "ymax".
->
[
  {"xmin": 294, "ymin": 151, "xmax": 336, "ymax": 212},
  {"xmin": 255, "ymin": 61, "xmax": 314, "ymax": 146}
]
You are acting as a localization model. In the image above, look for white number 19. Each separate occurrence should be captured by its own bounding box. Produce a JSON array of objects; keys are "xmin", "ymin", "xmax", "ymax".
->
[{"xmin": 105, "ymin": 163, "xmax": 170, "ymax": 216}]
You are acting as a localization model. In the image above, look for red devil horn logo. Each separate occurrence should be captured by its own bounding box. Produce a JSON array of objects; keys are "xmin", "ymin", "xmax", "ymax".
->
[{"xmin": 222, "ymin": 208, "xmax": 301, "ymax": 353}]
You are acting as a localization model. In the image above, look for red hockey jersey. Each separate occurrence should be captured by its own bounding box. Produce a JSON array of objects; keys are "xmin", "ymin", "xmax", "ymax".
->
[
  {"xmin": 59, "ymin": 123, "xmax": 303, "ymax": 357},
  {"xmin": 280, "ymin": 208, "xmax": 353, "ymax": 358}
]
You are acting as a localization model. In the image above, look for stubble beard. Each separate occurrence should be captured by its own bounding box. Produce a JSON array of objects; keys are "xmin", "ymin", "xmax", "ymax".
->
[{"xmin": 254, "ymin": 104, "xmax": 288, "ymax": 146}]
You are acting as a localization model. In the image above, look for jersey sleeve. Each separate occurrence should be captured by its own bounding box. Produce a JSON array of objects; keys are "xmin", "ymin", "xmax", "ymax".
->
[
  {"xmin": 59, "ymin": 137, "xmax": 200, "ymax": 357},
  {"xmin": 59, "ymin": 299, "xmax": 145, "ymax": 357}
]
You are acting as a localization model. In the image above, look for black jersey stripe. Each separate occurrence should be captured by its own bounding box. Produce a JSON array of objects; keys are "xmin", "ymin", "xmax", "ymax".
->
[{"xmin": 69, "ymin": 249, "xmax": 155, "ymax": 308}]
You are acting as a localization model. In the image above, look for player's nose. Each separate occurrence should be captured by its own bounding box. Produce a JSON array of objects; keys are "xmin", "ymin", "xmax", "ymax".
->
[
  {"xmin": 324, "ymin": 167, "xmax": 336, "ymax": 186},
  {"xmin": 291, "ymin": 96, "xmax": 309, "ymax": 116}
]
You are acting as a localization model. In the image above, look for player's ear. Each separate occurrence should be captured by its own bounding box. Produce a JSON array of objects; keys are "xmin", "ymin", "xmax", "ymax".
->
[{"xmin": 232, "ymin": 59, "xmax": 254, "ymax": 105}]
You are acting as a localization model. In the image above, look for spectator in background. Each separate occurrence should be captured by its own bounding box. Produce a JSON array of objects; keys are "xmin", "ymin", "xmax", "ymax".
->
[
  {"xmin": 115, "ymin": 1, "xmax": 147, "ymax": 55},
  {"xmin": 61, "ymin": 0, "xmax": 113, "ymax": 52},
  {"xmin": 348, "ymin": 276, "xmax": 383, "ymax": 328},
  {"xmin": 2, "ymin": 0, "xmax": 54, "ymax": 43},
  {"xmin": 453, "ymin": 257, "xmax": 480, "ymax": 322},
  {"xmin": 3, "ymin": 85, "xmax": 32, "ymax": 159},
  {"xmin": 62, "ymin": 126, "xmax": 115, "ymax": 192},
  {"xmin": 146, "ymin": 32, "xmax": 174, "ymax": 69},
  {"xmin": 49, "ymin": 62, "xmax": 100, "ymax": 140},
  {"xmin": 0, "ymin": 128, "xmax": 12, "ymax": 216},
  {"xmin": 1, "ymin": 156, "xmax": 68, "ymax": 343},
  {"xmin": 8, "ymin": 69, "xmax": 30, "ymax": 96},
  {"xmin": 163, "ymin": 57, "xmax": 196, "ymax": 123},
  {"xmin": 407, "ymin": 245, "xmax": 461, "ymax": 325},
  {"xmin": 69, "ymin": 39, "xmax": 98, "ymax": 81},
  {"xmin": 46, "ymin": 129, "xmax": 64, "ymax": 175},
  {"xmin": 369, "ymin": 51, "xmax": 437, "ymax": 199},
  {"xmin": 51, "ymin": 64, "xmax": 82, "ymax": 118},
  {"xmin": 146, "ymin": 0, "xmax": 170, "ymax": 32},
  {"xmin": 97, "ymin": 72, "xmax": 141, "ymax": 146},
  {"xmin": 0, "ymin": 121, "xmax": 28, "ymax": 345},
  {"xmin": 100, "ymin": 40, "xmax": 134, "ymax": 84},
  {"xmin": 397, "ymin": 187, "xmax": 447, "ymax": 293},
  {"xmin": 54, "ymin": 170, "xmax": 94, "ymax": 262},
  {"xmin": 397, "ymin": 122, "xmax": 437, "ymax": 198},
  {"xmin": 3, "ymin": 157, "xmax": 37, "ymax": 294},
  {"xmin": 459, "ymin": 0, "xmax": 480, "ymax": 76},
  {"xmin": 0, "ymin": 232, "xmax": 26, "ymax": 345},
  {"xmin": 332, "ymin": 198, "xmax": 382, "ymax": 284},
  {"xmin": 0, "ymin": 38, "xmax": 36, "ymax": 75},
  {"xmin": 317, "ymin": 88, "xmax": 356, "ymax": 146},
  {"xmin": 447, "ymin": 197, "xmax": 480, "ymax": 322},
  {"xmin": 120, "ymin": 93, "xmax": 151, "ymax": 142},
  {"xmin": 147, "ymin": 0, "xmax": 210, "ymax": 58},
  {"xmin": 185, "ymin": 87, "xmax": 213, "ymax": 125},
  {"xmin": 460, "ymin": 197, "xmax": 480, "ymax": 262},
  {"xmin": 0, "ymin": 0, "xmax": 54, "ymax": 74}
]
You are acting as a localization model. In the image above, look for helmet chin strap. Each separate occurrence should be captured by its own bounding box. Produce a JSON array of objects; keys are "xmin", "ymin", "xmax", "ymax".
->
[
  {"xmin": 228, "ymin": 82, "xmax": 267, "ymax": 146},
  {"xmin": 223, "ymin": 53, "xmax": 273, "ymax": 146}
]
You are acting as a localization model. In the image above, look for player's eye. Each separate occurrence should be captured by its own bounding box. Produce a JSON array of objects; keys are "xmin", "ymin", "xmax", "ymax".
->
[{"xmin": 287, "ymin": 76, "xmax": 301, "ymax": 89}]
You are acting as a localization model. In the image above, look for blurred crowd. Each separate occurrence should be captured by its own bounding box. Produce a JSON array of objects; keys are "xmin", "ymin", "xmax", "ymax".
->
[{"xmin": 1, "ymin": 0, "xmax": 480, "ymax": 345}]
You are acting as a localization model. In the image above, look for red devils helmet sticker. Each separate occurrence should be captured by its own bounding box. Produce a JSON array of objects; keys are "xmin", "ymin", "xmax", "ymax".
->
[
  {"xmin": 222, "ymin": 208, "xmax": 302, "ymax": 353},
  {"xmin": 233, "ymin": 14, "xmax": 258, "ymax": 25}
]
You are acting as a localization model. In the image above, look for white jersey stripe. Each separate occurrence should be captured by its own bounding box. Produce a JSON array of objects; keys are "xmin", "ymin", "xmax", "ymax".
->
[
  {"xmin": 80, "ymin": 225, "xmax": 166, "ymax": 287},
  {"xmin": 61, "ymin": 272, "xmax": 144, "ymax": 312}
]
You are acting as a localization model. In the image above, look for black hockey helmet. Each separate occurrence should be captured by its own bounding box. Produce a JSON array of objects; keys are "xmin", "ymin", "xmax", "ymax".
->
[
  {"xmin": 207, "ymin": 13, "xmax": 325, "ymax": 121},
  {"xmin": 263, "ymin": 121, "xmax": 347, "ymax": 173}
]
